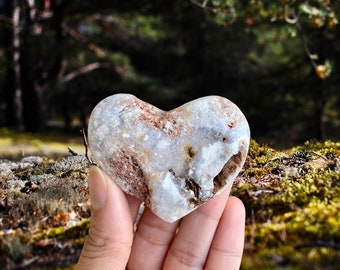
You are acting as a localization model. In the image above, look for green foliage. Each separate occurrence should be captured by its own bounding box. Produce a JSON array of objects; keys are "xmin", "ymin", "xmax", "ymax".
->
[
  {"xmin": 0, "ymin": 1, "xmax": 339, "ymax": 141},
  {"xmin": 202, "ymin": 0, "xmax": 339, "ymax": 82},
  {"xmin": 299, "ymin": 1, "xmax": 339, "ymax": 28},
  {"xmin": 209, "ymin": 0, "xmax": 339, "ymax": 28},
  {"xmin": 109, "ymin": 14, "xmax": 168, "ymax": 43}
]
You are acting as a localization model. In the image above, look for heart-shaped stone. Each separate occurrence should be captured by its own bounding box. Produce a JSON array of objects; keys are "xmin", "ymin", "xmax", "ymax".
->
[{"xmin": 88, "ymin": 94, "xmax": 250, "ymax": 222}]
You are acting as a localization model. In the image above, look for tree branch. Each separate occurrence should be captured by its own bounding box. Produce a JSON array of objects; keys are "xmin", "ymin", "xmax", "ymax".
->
[
  {"xmin": 62, "ymin": 62, "xmax": 113, "ymax": 83},
  {"xmin": 0, "ymin": 14, "xmax": 14, "ymax": 25},
  {"xmin": 191, "ymin": 0, "xmax": 214, "ymax": 12},
  {"xmin": 284, "ymin": 5, "xmax": 298, "ymax": 24}
]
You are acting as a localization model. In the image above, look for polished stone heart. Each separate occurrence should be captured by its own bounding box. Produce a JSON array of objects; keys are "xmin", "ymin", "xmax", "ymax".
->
[{"xmin": 88, "ymin": 94, "xmax": 250, "ymax": 222}]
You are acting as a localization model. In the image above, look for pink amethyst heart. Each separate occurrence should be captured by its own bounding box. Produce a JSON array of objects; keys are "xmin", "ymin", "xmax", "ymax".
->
[{"xmin": 88, "ymin": 94, "xmax": 250, "ymax": 222}]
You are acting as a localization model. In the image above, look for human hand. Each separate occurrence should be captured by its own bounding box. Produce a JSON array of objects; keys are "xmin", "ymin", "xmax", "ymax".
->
[{"xmin": 76, "ymin": 166, "xmax": 245, "ymax": 270}]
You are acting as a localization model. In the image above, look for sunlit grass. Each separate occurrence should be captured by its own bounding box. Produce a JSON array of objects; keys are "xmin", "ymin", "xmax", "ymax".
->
[{"xmin": 0, "ymin": 128, "xmax": 85, "ymax": 159}]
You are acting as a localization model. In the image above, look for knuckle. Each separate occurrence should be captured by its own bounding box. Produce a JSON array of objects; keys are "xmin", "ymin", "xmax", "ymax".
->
[
  {"xmin": 168, "ymin": 246, "xmax": 204, "ymax": 268},
  {"xmin": 84, "ymin": 224, "xmax": 132, "ymax": 254}
]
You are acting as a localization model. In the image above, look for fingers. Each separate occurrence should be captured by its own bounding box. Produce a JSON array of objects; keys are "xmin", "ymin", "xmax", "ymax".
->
[
  {"xmin": 76, "ymin": 167, "xmax": 137, "ymax": 270},
  {"xmin": 163, "ymin": 187, "xmax": 231, "ymax": 269},
  {"xmin": 127, "ymin": 208, "xmax": 179, "ymax": 270},
  {"xmin": 77, "ymin": 167, "xmax": 245, "ymax": 270},
  {"xmin": 205, "ymin": 196, "xmax": 245, "ymax": 270}
]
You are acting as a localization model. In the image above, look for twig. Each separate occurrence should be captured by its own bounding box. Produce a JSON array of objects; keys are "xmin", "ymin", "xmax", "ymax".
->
[
  {"xmin": 81, "ymin": 128, "xmax": 97, "ymax": 166},
  {"xmin": 67, "ymin": 147, "xmax": 78, "ymax": 156},
  {"xmin": 296, "ymin": 20, "xmax": 318, "ymax": 68},
  {"xmin": 310, "ymin": 150, "xmax": 328, "ymax": 161}
]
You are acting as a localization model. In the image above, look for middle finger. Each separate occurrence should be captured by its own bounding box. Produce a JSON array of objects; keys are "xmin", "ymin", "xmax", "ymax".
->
[
  {"xmin": 163, "ymin": 187, "xmax": 231, "ymax": 269},
  {"xmin": 127, "ymin": 207, "xmax": 179, "ymax": 270}
]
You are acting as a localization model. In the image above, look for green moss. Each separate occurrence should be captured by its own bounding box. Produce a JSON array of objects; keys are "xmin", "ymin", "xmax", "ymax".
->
[
  {"xmin": 1, "ymin": 136, "xmax": 339, "ymax": 269},
  {"xmin": 235, "ymin": 140, "xmax": 340, "ymax": 269},
  {"xmin": 293, "ymin": 140, "xmax": 340, "ymax": 155},
  {"xmin": 34, "ymin": 218, "xmax": 90, "ymax": 242},
  {"xmin": 247, "ymin": 139, "xmax": 278, "ymax": 166},
  {"xmin": 0, "ymin": 153, "xmax": 91, "ymax": 268}
]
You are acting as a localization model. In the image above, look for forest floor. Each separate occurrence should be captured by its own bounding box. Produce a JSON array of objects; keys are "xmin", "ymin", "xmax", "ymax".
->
[{"xmin": 0, "ymin": 128, "xmax": 339, "ymax": 269}]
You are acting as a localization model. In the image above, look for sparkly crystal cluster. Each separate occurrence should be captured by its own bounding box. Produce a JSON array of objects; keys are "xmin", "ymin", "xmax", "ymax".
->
[{"xmin": 88, "ymin": 94, "xmax": 250, "ymax": 222}]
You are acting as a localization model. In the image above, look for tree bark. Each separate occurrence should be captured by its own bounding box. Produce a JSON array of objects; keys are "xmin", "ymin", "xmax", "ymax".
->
[
  {"xmin": 19, "ymin": 0, "xmax": 70, "ymax": 132},
  {"xmin": 3, "ymin": 0, "xmax": 24, "ymax": 131}
]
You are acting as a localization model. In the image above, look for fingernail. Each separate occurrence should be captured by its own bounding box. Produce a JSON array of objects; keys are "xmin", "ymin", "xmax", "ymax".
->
[{"xmin": 88, "ymin": 166, "xmax": 107, "ymax": 210}]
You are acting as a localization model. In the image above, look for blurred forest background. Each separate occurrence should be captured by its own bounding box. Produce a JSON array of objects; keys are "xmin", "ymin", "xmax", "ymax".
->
[{"xmin": 0, "ymin": 0, "xmax": 339, "ymax": 147}]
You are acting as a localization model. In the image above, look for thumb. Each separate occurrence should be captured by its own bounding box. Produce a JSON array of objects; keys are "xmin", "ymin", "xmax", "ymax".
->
[{"xmin": 77, "ymin": 166, "xmax": 133, "ymax": 270}]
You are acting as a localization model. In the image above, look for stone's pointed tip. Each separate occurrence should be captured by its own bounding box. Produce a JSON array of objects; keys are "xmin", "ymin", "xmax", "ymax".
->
[{"xmin": 88, "ymin": 94, "xmax": 250, "ymax": 222}]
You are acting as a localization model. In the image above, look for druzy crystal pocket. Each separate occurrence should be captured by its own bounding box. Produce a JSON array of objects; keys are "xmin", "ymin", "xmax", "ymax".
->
[{"xmin": 88, "ymin": 94, "xmax": 250, "ymax": 222}]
